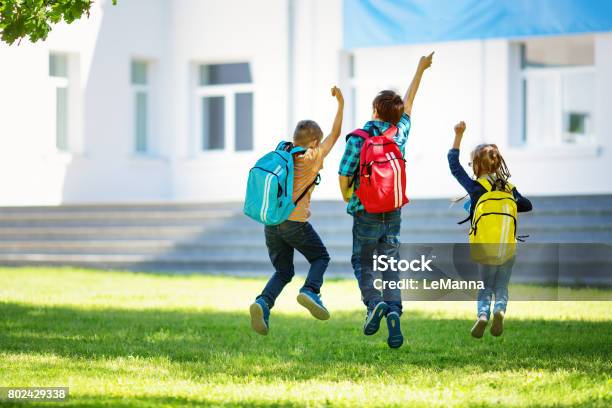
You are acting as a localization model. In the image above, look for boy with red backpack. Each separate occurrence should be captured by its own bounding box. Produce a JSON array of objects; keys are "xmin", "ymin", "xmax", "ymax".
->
[{"xmin": 338, "ymin": 52, "xmax": 433, "ymax": 348}]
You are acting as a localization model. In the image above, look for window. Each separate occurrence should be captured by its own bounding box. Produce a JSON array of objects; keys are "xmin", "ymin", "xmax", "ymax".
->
[
  {"xmin": 348, "ymin": 54, "xmax": 357, "ymax": 130},
  {"xmin": 520, "ymin": 36, "xmax": 595, "ymax": 146},
  {"xmin": 131, "ymin": 61, "xmax": 150, "ymax": 153},
  {"xmin": 235, "ymin": 92, "xmax": 253, "ymax": 150},
  {"xmin": 195, "ymin": 62, "xmax": 254, "ymax": 152},
  {"xmin": 49, "ymin": 53, "xmax": 69, "ymax": 151},
  {"xmin": 202, "ymin": 96, "xmax": 225, "ymax": 149}
]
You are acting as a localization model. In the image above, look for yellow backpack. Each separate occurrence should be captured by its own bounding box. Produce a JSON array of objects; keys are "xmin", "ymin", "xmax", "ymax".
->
[{"xmin": 468, "ymin": 177, "xmax": 517, "ymax": 265}]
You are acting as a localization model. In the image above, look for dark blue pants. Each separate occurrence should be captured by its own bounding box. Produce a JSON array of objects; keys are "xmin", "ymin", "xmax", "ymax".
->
[
  {"xmin": 257, "ymin": 220, "xmax": 330, "ymax": 308},
  {"xmin": 351, "ymin": 209, "xmax": 403, "ymax": 315}
]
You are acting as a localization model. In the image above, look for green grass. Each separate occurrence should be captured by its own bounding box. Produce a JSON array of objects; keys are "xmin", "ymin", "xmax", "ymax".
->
[{"xmin": 0, "ymin": 267, "xmax": 610, "ymax": 407}]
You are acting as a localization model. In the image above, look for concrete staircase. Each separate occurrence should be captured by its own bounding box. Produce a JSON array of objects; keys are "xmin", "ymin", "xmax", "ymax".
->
[{"xmin": 0, "ymin": 196, "xmax": 611, "ymax": 276}]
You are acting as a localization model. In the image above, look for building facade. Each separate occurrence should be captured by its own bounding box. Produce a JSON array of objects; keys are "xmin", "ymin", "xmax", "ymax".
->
[{"xmin": 0, "ymin": 0, "xmax": 611, "ymax": 205}]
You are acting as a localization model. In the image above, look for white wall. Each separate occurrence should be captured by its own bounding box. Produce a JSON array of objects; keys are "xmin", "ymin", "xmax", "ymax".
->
[
  {"xmin": 290, "ymin": 0, "xmax": 345, "ymax": 201},
  {"xmin": 348, "ymin": 34, "xmax": 612, "ymax": 200},
  {"xmin": 0, "ymin": 0, "xmax": 609, "ymax": 206},
  {"xmin": 169, "ymin": 0, "xmax": 289, "ymax": 202},
  {"xmin": 0, "ymin": 0, "xmax": 172, "ymax": 205}
]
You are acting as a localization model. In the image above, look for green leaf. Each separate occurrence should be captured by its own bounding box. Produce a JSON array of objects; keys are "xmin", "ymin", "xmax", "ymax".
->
[{"xmin": 0, "ymin": 0, "xmax": 119, "ymax": 45}]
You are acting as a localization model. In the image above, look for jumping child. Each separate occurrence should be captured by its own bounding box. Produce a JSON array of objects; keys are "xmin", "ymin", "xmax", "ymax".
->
[
  {"xmin": 338, "ymin": 52, "xmax": 434, "ymax": 348},
  {"xmin": 448, "ymin": 121, "xmax": 532, "ymax": 338},
  {"xmin": 249, "ymin": 87, "xmax": 344, "ymax": 335}
]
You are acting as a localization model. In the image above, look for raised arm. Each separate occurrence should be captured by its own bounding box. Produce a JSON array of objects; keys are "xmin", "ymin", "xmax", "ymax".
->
[
  {"xmin": 403, "ymin": 51, "xmax": 434, "ymax": 116},
  {"xmin": 452, "ymin": 121, "xmax": 466, "ymax": 150},
  {"xmin": 448, "ymin": 121, "xmax": 479, "ymax": 195},
  {"xmin": 319, "ymin": 86, "xmax": 344, "ymax": 157}
]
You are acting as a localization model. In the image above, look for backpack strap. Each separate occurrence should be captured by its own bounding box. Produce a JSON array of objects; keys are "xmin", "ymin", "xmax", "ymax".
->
[
  {"xmin": 276, "ymin": 141, "xmax": 306, "ymax": 154},
  {"xmin": 276, "ymin": 141, "xmax": 292, "ymax": 152},
  {"xmin": 457, "ymin": 215, "xmax": 471, "ymax": 225},
  {"xmin": 381, "ymin": 125, "xmax": 398, "ymax": 140},
  {"xmin": 478, "ymin": 177, "xmax": 515, "ymax": 192},
  {"xmin": 346, "ymin": 129, "xmax": 370, "ymax": 141},
  {"xmin": 458, "ymin": 178, "xmax": 491, "ymax": 225},
  {"xmin": 290, "ymin": 145, "xmax": 306, "ymax": 155},
  {"xmin": 276, "ymin": 141, "xmax": 308, "ymax": 156},
  {"xmin": 345, "ymin": 129, "xmax": 369, "ymax": 188},
  {"xmin": 459, "ymin": 178, "xmax": 515, "ymax": 225},
  {"xmin": 348, "ymin": 125, "xmax": 398, "ymax": 141},
  {"xmin": 294, "ymin": 174, "xmax": 321, "ymax": 205},
  {"xmin": 476, "ymin": 177, "xmax": 493, "ymax": 192}
]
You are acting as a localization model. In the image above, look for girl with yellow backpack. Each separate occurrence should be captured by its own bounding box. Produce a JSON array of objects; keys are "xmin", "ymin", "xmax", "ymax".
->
[{"xmin": 448, "ymin": 121, "xmax": 532, "ymax": 338}]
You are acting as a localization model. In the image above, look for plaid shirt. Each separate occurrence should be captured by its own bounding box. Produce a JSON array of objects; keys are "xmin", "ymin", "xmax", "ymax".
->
[{"xmin": 338, "ymin": 113, "xmax": 411, "ymax": 215}]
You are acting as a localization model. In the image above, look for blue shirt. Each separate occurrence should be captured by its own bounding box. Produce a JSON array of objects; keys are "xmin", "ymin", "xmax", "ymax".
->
[
  {"xmin": 338, "ymin": 113, "xmax": 411, "ymax": 214},
  {"xmin": 447, "ymin": 148, "xmax": 533, "ymax": 216}
]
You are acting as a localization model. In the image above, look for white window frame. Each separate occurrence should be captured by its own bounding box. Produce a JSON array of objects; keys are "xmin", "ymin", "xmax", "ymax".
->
[
  {"xmin": 343, "ymin": 51, "xmax": 409, "ymax": 129},
  {"xmin": 521, "ymin": 65, "xmax": 596, "ymax": 147},
  {"xmin": 347, "ymin": 78, "xmax": 405, "ymax": 128},
  {"xmin": 342, "ymin": 53, "xmax": 358, "ymax": 130},
  {"xmin": 193, "ymin": 62, "xmax": 254, "ymax": 155},
  {"xmin": 48, "ymin": 52, "xmax": 83, "ymax": 157},
  {"xmin": 50, "ymin": 73, "xmax": 69, "ymax": 152},
  {"xmin": 130, "ymin": 60, "xmax": 154, "ymax": 155}
]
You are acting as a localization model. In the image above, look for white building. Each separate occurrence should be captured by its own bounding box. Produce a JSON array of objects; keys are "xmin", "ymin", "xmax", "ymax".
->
[{"xmin": 1, "ymin": 0, "xmax": 611, "ymax": 206}]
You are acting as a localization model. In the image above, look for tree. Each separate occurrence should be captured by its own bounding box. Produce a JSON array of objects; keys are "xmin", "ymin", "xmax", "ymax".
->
[{"xmin": 0, "ymin": 0, "xmax": 117, "ymax": 45}]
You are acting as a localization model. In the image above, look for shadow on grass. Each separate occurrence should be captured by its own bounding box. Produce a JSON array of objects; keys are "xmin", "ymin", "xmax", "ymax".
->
[
  {"xmin": 0, "ymin": 394, "xmax": 305, "ymax": 408},
  {"xmin": 0, "ymin": 302, "xmax": 610, "ymax": 382},
  {"xmin": 0, "ymin": 394, "xmax": 600, "ymax": 408}
]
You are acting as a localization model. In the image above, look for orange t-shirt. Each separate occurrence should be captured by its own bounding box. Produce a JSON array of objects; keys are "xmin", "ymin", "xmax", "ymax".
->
[{"xmin": 288, "ymin": 147, "xmax": 324, "ymax": 222}]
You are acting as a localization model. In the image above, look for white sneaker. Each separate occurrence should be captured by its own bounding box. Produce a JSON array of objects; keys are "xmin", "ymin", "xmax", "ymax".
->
[
  {"xmin": 490, "ymin": 310, "xmax": 505, "ymax": 337},
  {"xmin": 470, "ymin": 315, "xmax": 488, "ymax": 339}
]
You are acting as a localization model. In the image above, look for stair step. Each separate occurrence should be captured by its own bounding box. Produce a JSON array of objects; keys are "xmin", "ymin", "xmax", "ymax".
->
[{"xmin": 0, "ymin": 197, "xmax": 610, "ymax": 279}]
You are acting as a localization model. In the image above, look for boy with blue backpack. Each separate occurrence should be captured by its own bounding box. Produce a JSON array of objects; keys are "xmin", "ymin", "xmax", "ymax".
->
[{"xmin": 245, "ymin": 86, "xmax": 344, "ymax": 335}]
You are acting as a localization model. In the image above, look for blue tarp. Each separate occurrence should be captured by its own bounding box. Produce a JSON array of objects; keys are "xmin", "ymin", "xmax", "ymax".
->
[{"xmin": 343, "ymin": 0, "xmax": 612, "ymax": 48}]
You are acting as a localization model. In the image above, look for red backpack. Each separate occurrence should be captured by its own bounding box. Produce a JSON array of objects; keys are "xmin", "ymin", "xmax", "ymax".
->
[{"xmin": 350, "ymin": 126, "xmax": 409, "ymax": 213}]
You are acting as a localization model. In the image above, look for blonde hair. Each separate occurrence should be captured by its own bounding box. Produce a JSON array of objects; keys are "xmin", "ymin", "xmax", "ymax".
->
[
  {"xmin": 293, "ymin": 120, "xmax": 323, "ymax": 147},
  {"xmin": 471, "ymin": 144, "xmax": 511, "ymax": 190}
]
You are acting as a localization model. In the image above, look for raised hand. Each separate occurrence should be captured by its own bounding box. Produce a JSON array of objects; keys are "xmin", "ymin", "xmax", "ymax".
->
[
  {"xmin": 319, "ymin": 86, "xmax": 345, "ymax": 157},
  {"xmin": 332, "ymin": 86, "xmax": 344, "ymax": 106},
  {"xmin": 453, "ymin": 121, "xmax": 466, "ymax": 149},
  {"xmin": 418, "ymin": 51, "xmax": 434, "ymax": 72},
  {"xmin": 404, "ymin": 51, "xmax": 434, "ymax": 115},
  {"xmin": 454, "ymin": 121, "xmax": 466, "ymax": 136}
]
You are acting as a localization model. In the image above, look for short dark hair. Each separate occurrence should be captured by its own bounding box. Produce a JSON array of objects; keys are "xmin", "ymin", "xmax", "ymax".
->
[
  {"xmin": 293, "ymin": 120, "xmax": 323, "ymax": 147},
  {"xmin": 372, "ymin": 90, "xmax": 404, "ymax": 124}
]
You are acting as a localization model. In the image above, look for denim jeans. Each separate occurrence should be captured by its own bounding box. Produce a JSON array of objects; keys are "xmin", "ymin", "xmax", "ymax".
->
[
  {"xmin": 257, "ymin": 220, "xmax": 330, "ymax": 309},
  {"xmin": 351, "ymin": 209, "xmax": 402, "ymax": 315},
  {"xmin": 477, "ymin": 256, "xmax": 515, "ymax": 319}
]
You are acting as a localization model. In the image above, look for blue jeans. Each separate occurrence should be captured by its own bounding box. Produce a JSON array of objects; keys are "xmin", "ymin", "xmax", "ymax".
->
[
  {"xmin": 351, "ymin": 210, "xmax": 402, "ymax": 315},
  {"xmin": 477, "ymin": 257, "xmax": 515, "ymax": 319},
  {"xmin": 257, "ymin": 220, "xmax": 330, "ymax": 308}
]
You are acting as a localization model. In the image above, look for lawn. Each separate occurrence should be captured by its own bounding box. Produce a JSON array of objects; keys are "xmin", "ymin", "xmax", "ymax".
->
[{"xmin": 0, "ymin": 267, "xmax": 610, "ymax": 407}]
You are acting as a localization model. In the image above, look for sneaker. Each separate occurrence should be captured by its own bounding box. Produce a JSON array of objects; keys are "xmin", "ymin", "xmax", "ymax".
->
[
  {"xmin": 363, "ymin": 301, "xmax": 389, "ymax": 335},
  {"xmin": 386, "ymin": 312, "xmax": 404, "ymax": 349},
  {"xmin": 470, "ymin": 315, "xmax": 488, "ymax": 339},
  {"xmin": 249, "ymin": 298, "xmax": 270, "ymax": 335},
  {"xmin": 490, "ymin": 310, "xmax": 505, "ymax": 337},
  {"xmin": 296, "ymin": 289, "xmax": 330, "ymax": 320}
]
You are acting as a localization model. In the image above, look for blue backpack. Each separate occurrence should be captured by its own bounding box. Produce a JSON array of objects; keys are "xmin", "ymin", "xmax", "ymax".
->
[{"xmin": 244, "ymin": 141, "xmax": 320, "ymax": 225}]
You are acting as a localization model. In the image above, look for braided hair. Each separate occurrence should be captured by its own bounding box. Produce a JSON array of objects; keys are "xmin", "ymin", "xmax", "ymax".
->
[{"xmin": 470, "ymin": 144, "xmax": 511, "ymax": 191}]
